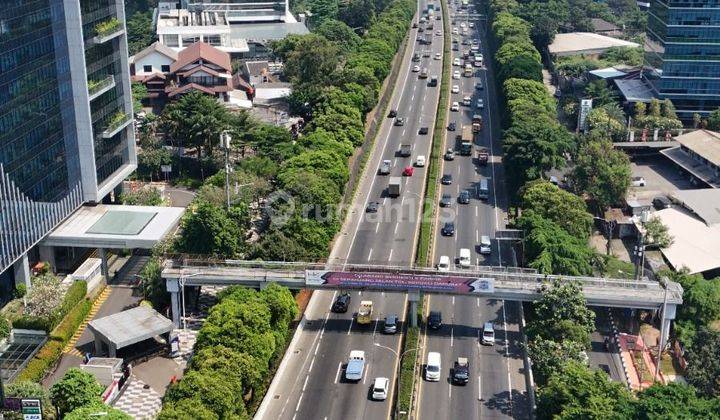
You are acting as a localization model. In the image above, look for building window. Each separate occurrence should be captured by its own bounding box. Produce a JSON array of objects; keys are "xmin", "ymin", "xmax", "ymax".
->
[
  {"xmin": 161, "ymin": 64, "xmax": 170, "ymax": 72},
  {"xmin": 143, "ymin": 65, "xmax": 152, "ymax": 73},
  {"xmin": 164, "ymin": 34, "xmax": 179, "ymax": 47},
  {"xmin": 182, "ymin": 36, "xmax": 200, "ymax": 46},
  {"xmin": 205, "ymin": 35, "xmax": 222, "ymax": 46}
]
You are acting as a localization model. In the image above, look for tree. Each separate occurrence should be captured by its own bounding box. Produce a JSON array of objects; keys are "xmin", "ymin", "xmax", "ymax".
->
[
  {"xmin": 504, "ymin": 79, "xmax": 555, "ymax": 115},
  {"xmin": 307, "ymin": 0, "xmax": 339, "ymax": 26},
  {"xmin": 5, "ymin": 380, "xmax": 55, "ymax": 419},
  {"xmin": 662, "ymin": 99, "xmax": 678, "ymax": 119},
  {"xmin": 584, "ymin": 80, "xmax": 617, "ymax": 107},
  {"xmin": 632, "ymin": 382, "xmax": 720, "ymax": 419},
  {"xmin": 250, "ymin": 227, "xmax": 314, "ymax": 261},
  {"xmin": 65, "ymin": 402, "xmax": 131, "ymax": 420},
  {"xmin": 643, "ymin": 216, "xmax": 673, "ymax": 248},
  {"xmin": 176, "ymin": 200, "xmax": 243, "ymax": 257},
  {"xmin": 279, "ymin": 150, "xmax": 350, "ymax": 193},
  {"xmin": 281, "ymin": 34, "xmax": 340, "ymax": 85},
  {"xmin": 140, "ymin": 256, "xmax": 169, "ymax": 310},
  {"xmin": 338, "ymin": 0, "xmax": 376, "ymax": 30},
  {"xmin": 137, "ymin": 146, "xmax": 172, "ymax": 182},
  {"xmin": 260, "ymin": 282, "xmax": 299, "ymax": 329},
  {"xmin": 131, "ymin": 82, "xmax": 148, "ymax": 113},
  {"xmin": 164, "ymin": 370, "xmax": 247, "ymax": 418},
  {"xmin": 49, "ymin": 368, "xmax": 104, "ymax": 415},
  {"xmin": 685, "ymin": 328, "xmax": 720, "ymax": 398},
  {"xmin": 126, "ymin": 11, "xmax": 155, "ymax": 55},
  {"xmin": 158, "ymin": 398, "xmax": 219, "ymax": 420},
  {"xmin": 315, "ymin": 19, "xmax": 362, "ymax": 53},
  {"xmin": 587, "ymin": 106, "xmax": 626, "ymax": 141},
  {"xmin": 528, "ymin": 279, "xmax": 596, "ymax": 341},
  {"xmin": 528, "ymin": 337, "xmax": 587, "ymax": 386},
  {"xmin": 570, "ymin": 136, "xmax": 631, "ymax": 211},
  {"xmin": 499, "ymin": 54, "xmax": 543, "ymax": 82},
  {"xmin": 120, "ymin": 185, "xmax": 163, "ymax": 206},
  {"xmin": 25, "ymin": 273, "xmax": 64, "ymax": 318},
  {"xmin": 707, "ymin": 108, "xmax": 720, "ymax": 131},
  {"xmin": 601, "ymin": 46, "xmax": 644, "ymax": 66},
  {"xmin": 536, "ymin": 361, "xmax": 633, "ymax": 419},
  {"xmin": 634, "ymin": 101, "xmax": 646, "ymax": 118},
  {"xmin": 520, "ymin": 180, "xmax": 593, "ymax": 239},
  {"xmin": 191, "ymin": 345, "xmax": 266, "ymax": 396}
]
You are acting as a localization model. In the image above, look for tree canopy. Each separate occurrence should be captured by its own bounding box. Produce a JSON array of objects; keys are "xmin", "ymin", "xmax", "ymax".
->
[
  {"xmin": 520, "ymin": 180, "xmax": 593, "ymax": 239},
  {"xmin": 49, "ymin": 368, "xmax": 104, "ymax": 416},
  {"xmin": 570, "ymin": 135, "xmax": 631, "ymax": 211}
]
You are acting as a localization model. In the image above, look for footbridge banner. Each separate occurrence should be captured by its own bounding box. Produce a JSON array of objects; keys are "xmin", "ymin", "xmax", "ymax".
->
[{"xmin": 305, "ymin": 270, "xmax": 495, "ymax": 294}]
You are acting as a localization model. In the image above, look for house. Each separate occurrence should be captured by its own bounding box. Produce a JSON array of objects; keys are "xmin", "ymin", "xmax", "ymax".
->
[
  {"xmin": 591, "ymin": 18, "xmax": 623, "ymax": 37},
  {"xmin": 242, "ymin": 61, "xmax": 275, "ymax": 85},
  {"xmin": 130, "ymin": 42, "xmax": 178, "ymax": 78},
  {"xmin": 166, "ymin": 41, "xmax": 234, "ymax": 101}
]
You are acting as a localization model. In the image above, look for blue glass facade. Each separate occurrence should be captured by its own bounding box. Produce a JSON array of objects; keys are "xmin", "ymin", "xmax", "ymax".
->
[{"xmin": 645, "ymin": 0, "xmax": 720, "ymax": 117}]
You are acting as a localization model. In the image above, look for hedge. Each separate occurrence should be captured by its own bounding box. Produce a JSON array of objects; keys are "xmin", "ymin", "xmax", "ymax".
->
[{"xmin": 12, "ymin": 281, "xmax": 87, "ymax": 333}]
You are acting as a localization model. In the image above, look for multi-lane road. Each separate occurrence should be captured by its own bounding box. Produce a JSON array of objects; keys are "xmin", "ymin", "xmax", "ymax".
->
[
  {"xmin": 417, "ymin": 3, "xmax": 528, "ymax": 419},
  {"xmin": 258, "ymin": 1, "xmax": 445, "ymax": 418}
]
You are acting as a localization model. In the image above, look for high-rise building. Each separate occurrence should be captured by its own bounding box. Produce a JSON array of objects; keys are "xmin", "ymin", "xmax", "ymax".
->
[
  {"xmin": 644, "ymin": 0, "xmax": 720, "ymax": 118},
  {"xmin": 0, "ymin": 0, "xmax": 136, "ymax": 298}
]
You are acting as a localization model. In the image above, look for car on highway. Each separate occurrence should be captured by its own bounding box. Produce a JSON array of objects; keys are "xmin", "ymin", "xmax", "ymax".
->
[
  {"xmin": 479, "ymin": 235, "xmax": 491, "ymax": 254},
  {"xmin": 441, "ymin": 173, "xmax": 453, "ymax": 184},
  {"xmin": 452, "ymin": 357, "xmax": 470, "ymax": 385},
  {"xmin": 444, "ymin": 148, "xmax": 455, "ymax": 160},
  {"xmin": 418, "ymin": 26, "xmax": 424, "ymax": 33},
  {"xmin": 631, "ymin": 176, "xmax": 646, "ymax": 187},
  {"xmin": 442, "ymin": 221, "xmax": 455, "ymax": 236},
  {"xmin": 426, "ymin": 352, "xmax": 442, "ymax": 381},
  {"xmin": 436, "ymin": 14, "xmax": 441, "ymax": 20},
  {"xmin": 476, "ymin": 80, "xmax": 483, "ymax": 90},
  {"xmin": 419, "ymin": 68, "xmax": 429, "ymax": 78},
  {"xmin": 366, "ymin": 201, "xmax": 379, "ymax": 213},
  {"xmin": 423, "ymin": 50, "xmax": 431, "ymax": 57},
  {"xmin": 458, "ymin": 248, "xmax": 471, "ymax": 268},
  {"xmin": 458, "ymin": 190, "xmax": 470, "ymax": 204},
  {"xmin": 412, "ymin": 65, "xmax": 420, "ymax": 72},
  {"xmin": 429, "ymin": 75, "xmax": 438, "ymax": 86},
  {"xmin": 379, "ymin": 159, "xmax": 391, "ymax": 175},
  {"xmin": 452, "ymin": 27, "xmax": 459, "ymax": 34},
  {"xmin": 419, "ymin": 126, "xmax": 429, "ymax": 135},
  {"xmin": 437, "ymin": 255, "xmax": 450, "ymax": 271},
  {"xmin": 416, "ymin": 155, "xmax": 426, "ymax": 167},
  {"xmin": 428, "ymin": 311, "xmax": 442, "ymax": 329},
  {"xmin": 412, "ymin": 52, "xmax": 421, "ymax": 62},
  {"xmin": 383, "ymin": 314, "xmax": 398, "ymax": 334},
  {"xmin": 447, "ymin": 121, "xmax": 456, "ymax": 131},
  {"xmin": 463, "ymin": 95, "xmax": 471, "ymax": 106},
  {"xmin": 388, "ymin": 109, "xmax": 397, "ymax": 117},
  {"xmin": 452, "ymin": 84, "xmax": 460, "ymax": 93},
  {"xmin": 460, "ymin": 21, "xmax": 466, "ymax": 28},
  {"xmin": 452, "ymin": 43, "xmax": 459, "ymax": 51},
  {"xmin": 476, "ymin": 99, "xmax": 484, "ymax": 109},
  {"xmin": 440, "ymin": 193, "xmax": 452, "ymax": 207},
  {"xmin": 461, "ymin": 39, "xmax": 469, "ymax": 45},
  {"xmin": 394, "ymin": 117, "xmax": 405, "ymax": 126},
  {"xmin": 403, "ymin": 166, "xmax": 414, "ymax": 176},
  {"xmin": 345, "ymin": 350, "xmax": 366, "ymax": 381},
  {"xmin": 453, "ymin": 57, "xmax": 461, "ymax": 66},
  {"xmin": 482, "ymin": 322, "xmax": 495, "ymax": 345},
  {"xmin": 332, "ymin": 293, "xmax": 351, "ymax": 313},
  {"xmin": 434, "ymin": 52, "xmax": 441, "ymax": 60},
  {"xmin": 412, "ymin": 22, "xmax": 418, "ymax": 28},
  {"xmin": 372, "ymin": 377, "xmax": 389, "ymax": 400},
  {"xmin": 453, "ymin": 70, "xmax": 460, "ymax": 79},
  {"xmin": 435, "ymin": 30, "xmax": 442, "ymax": 36},
  {"xmin": 469, "ymin": 22, "xmax": 474, "ymax": 28},
  {"xmin": 451, "ymin": 101, "xmax": 459, "ymax": 111}
]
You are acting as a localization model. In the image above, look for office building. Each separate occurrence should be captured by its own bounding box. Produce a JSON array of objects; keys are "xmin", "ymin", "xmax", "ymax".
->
[
  {"xmin": 644, "ymin": 0, "xmax": 720, "ymax": 118},
  {"xmin": 0, "ymin": 0, "xmax": 136, "ymax": 300}
]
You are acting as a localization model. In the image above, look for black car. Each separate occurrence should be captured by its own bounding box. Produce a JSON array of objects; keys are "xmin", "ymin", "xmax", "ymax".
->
[
  {"xmin": 419, "ymin": 126, "xmax": 429, "ymax": 135},
  {"xmin": 452, "ymin": 43, "xmax": 459, "ymax": 51},
  {"xmin": 418, "ymin": 26, "xmax": 425, "ymax": 32},
  {"xmin": 461, "ymin": 39, "xmax": 469, "ymax": 45},
  {"xmin": 653, "ymin": 196, "xmax": 672, "ymax": 210},
  {"xmin": 442, "ymin": 222, "xmax": 455, "ymax": 236},
  {"xmin": 441, "ymin": 173, "xmax": 453, "ymax": 185},
  {"xmin": 412, "ymin": 22, "xmax": 418, "ymax": 28},
  {"xmin": 447, "ymin": 121, "xmax": 456, "ymax": 131},
  {"xmin": 394, "ymin": 117, "xmax": 405, "ymax": 126},
  {"xmin": 332, "ymin": 293, "xmax": 351, "ymax": 313},
  {"xmin": 476, "ymin": 80, "xmax": 483, "ymax": 90},
  {"xmin": 388, "ymin": 109, "xmax": 397, "ymax": 118},
  {"xmin": 458, "ymin": 190, "xmax": 470, "ymax": 204},
  {"xmin": 366, "ymin": 201, "xmax": 379, "ymax": 213},
  {"xmin": 444, "ymin": 148, "xmax": 455, "ymax": 160},
  {"xmin": 428, "ymin": 311, "xmax": 442, "ymax": 329},
  {"xmin": 452, "ymin": 358, "xmax": 470, "ymax": 385},
  {"xmin": 440, "ymin": 193, "xmax": 452, "ymax": 207}
]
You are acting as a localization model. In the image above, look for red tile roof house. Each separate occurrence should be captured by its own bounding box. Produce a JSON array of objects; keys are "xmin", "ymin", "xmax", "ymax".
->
[{"xmin": 165, "ymin": 41, "xmax": 234, "ymax": 101}]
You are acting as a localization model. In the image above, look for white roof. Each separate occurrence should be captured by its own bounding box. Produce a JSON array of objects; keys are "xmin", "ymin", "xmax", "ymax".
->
[
  {"xmin": 548, "ymin": 32, "xmax": 640, "ymax": 56},
  {"xmin": 654, "ymin": 208, "xmax": 720, "ymax": 274}
]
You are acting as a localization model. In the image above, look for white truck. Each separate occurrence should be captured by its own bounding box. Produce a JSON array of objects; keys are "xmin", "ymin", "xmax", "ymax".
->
[{"xmin": 345, "ymin": 350, "xmax": 366, "ymax": 382}]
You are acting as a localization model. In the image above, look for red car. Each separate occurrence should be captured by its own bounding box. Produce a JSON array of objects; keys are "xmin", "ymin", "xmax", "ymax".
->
[{"xmin": 403, "ymin": 166, "xmax": 414, "ymax": 176}]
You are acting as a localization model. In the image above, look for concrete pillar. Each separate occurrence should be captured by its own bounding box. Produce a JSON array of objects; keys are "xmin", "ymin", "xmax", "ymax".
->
[
  {"xmin": 38, "ymin": 246, "xmax": 56, "ymax": 271},
  {"xmin": 13, "ymin": 253, "xmax": 31, "ymax": 290},
  {"xmin": 167, "ymin": 278, "xmax": 182, "ymax": 327},
  {"xmin": 99, "ymin": 248, "xmax": 108, "ymax": 278},
  {"xmin": 660, "ymin": 303, "xmax": 677, "ymax": 347},
  {"xmin": 108, "ymin": 342, "xmax": 117, "ymax": 358},
  {"xmin": 408, "ymin": 291, "xmax": 421, "ymax": 328},
  {"xmin": 94, "ymin": 335, "xmax": 103, "ymax": 355}
]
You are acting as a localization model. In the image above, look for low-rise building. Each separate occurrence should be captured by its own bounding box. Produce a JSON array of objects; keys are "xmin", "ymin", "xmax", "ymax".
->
[
  {"xmin": 155, "ymin": 7, "xmax": 249, "ymax": 54},
  {"xmin": 661, "ymin": 129, "xmax": 720, "ymax": 188},
  {"xmin": 167, "ymin": 41, "xmax": 234, "ymax": 100},
  {"xmin": 548, "ymin": 32, "xmax": 640, "ymax": 58},
  {"xmin": 591, "ymin": 18, "xmax": 623, "ymax": 37}
]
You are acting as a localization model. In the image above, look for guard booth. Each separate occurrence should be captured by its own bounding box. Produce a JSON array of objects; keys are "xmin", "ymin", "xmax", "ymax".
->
[{"xmin": 87, "ymin": 306, "xmax": 174, "ymax": 358}]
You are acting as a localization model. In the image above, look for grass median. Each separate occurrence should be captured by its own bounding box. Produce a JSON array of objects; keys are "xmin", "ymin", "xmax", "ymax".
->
[{"xmin": 416, "ymin": 0, "xmax": 452, "ymax": 268}]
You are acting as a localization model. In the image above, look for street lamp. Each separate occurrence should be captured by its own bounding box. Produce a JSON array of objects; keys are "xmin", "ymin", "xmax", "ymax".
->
[
  {"xmin": 374, "ymin": 342, "xmax": 422, "ymax": 419},
  {"xmin": 220, "ymin": 131, "xmax": 232, "ymax": 209}
]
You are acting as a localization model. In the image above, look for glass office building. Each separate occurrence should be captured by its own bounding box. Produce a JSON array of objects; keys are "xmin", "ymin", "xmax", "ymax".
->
[
  {"xmin": 0, "ymin": 0, "xmax": 135, "ymax": 299},
  {"xmin": 645, "ymin": 0, "xmax": 720, "ymax": 118}
]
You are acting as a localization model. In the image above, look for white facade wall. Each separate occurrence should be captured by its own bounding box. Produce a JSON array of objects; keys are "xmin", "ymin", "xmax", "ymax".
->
[{"xmin": 134, "ymin": 52, "xmax": 176, "ymax": 76}]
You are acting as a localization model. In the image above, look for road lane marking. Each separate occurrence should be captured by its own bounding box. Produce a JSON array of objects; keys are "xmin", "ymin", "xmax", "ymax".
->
[
  {"xmin": 347, "ymin": 317, "xmax": 354, "ymax": 335},
  {"xmin": 452, "ymin": 296, "xmax": 455, "ymax": 305},
  {"xmin": 475, "ymin": 206, "xmax": 478, "ymax": 217},
  {"xmin": 477, "ymin": 297, "xmax": 480, "ymax": 307},
  {"xmin": 388, "ymin": 249, "xmax": 394, "ymax": 261},
  {"xmin": 375, "ymin": 223, "xmax": 380, "ymax": 234},
  {"xmin": 363, "ymin": 362, "xmax": 370, "ymax": 384},
  {"xmin": 476, "ymin": 229, "xmax": 479, "ymax": 242},
  {"xmin": 303, "ymin": 375, "xmax": 309, "ymax": 391},
  {"xmin": 502, "ymin": 300, "xmax": 513, "ymax": 414},
  {"xmin": 373, "ymin": 317, "xmax": 379, "ymax": 336},
  {"xmin": 451, "ymin": 327, "xmax": 454, "ymax": 347},
  {"xmin": 412, "ymin": 93, "xmax": 415, "ymax": 101},
  {"xmin": 448, "ymin": 382, "xmax": 452, "ymax": 399},
  {"xmin": 309, "ymin": 357, "xmax": 315, "ymax": 372},
  {"xmin": 367, "ymin": 248, "xmax": 373, "ymax": 262},
  {"xmin": 295, "ymin": 393, "xmax": 303, "ymax": 412},
  {"xmin": 478, "ymin": 376, "xmax": 482, "ymax": 400},
  {"xmin": 334, "ymin": 362, "xmax": 342, "ymax": 384},
  {"xmin": 402, "ymin": 128, "xmax": 406, "ymax": 136},
  {"xmin": 394, "ymin": 222, "xmax": 399, "ymax": 234}
]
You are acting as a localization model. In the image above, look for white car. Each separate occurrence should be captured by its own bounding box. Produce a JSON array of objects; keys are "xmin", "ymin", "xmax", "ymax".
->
[
  {"xmin": 416, "ymin": 155, "xmax": 426, "ymax": 167},
  {"xmin": 469, "ymin": 22, "xmax": 474, "ymax": 28},
  {"xmin": 479, "ymin": 235, "xmax": 492, "ymax": 254},
  {"xmin": 460, "ymin": 22, "xmax": 466, "ymax": 28},
  {"xmin": 438, "ymin": 255, "xmax": 450, "ymax": 271},
  {"xmin": 452, "ymin": 85, "xmax": 460, "ymax": 93},
  {"xmin": 453, "ymin": 57, "xmax": 461, "ymax": 66},
  {"xmin": 458, "ymin": 248, "xmax": 471, "ymax": 268},
  {"xmin": 435, "ymin": 30, "xmax": 442, "ymax": 36},
  {"xmin": 434, "ymin": 52, "xmax": 441, "ymax": 60},
  {"xmin": 372, "ymin": 377, "xmax": 389, "ymax": 400},
  {"xmin": 631, "ymin": 176, "xmax": 646, "ymax": 187},
  {"xmin": 453, "ymin": 70, "xmax": 461, "ymax": 79},
  {"xmin": 476, "ymin": 99, "xmax": 484, "ymax": 109},
  {"xmin": 452, "ymin": 28, "xmax": 459, "ymax": 35},
  {"xmin": 451, "ymin": 102, "xmax": 460, "ymax": 111},
  {"xmin": 412, "ymin": 65, "xmax": 420, "ymax": 72}
]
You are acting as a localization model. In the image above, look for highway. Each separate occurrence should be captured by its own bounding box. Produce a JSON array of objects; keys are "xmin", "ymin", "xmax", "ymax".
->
[
  {"xmin": 257, "ymin": 1, "xmax": 445, "ymax": 418},
  {"xmin": 417, "ymin": 2, "xmax": 529, "ymax": 419}
]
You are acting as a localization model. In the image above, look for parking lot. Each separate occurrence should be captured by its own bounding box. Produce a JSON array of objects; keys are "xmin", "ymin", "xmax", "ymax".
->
[{"xmin": 627, "ymin": 155, "xmax": 696, "ymax": 203}]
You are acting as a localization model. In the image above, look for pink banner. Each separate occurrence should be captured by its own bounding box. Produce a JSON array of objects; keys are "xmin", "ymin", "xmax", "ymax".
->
[{"xmin": 305, "ymin": 270, "xmax": 494, "ymax": 294}]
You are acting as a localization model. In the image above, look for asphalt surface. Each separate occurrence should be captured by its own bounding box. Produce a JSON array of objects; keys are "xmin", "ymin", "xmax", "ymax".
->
[
  {"xmin": 417, "ymin": 3, "xmax": 529, "ymax": 419},
  {"xmin": 258, "ymin": 1, "xmax": 445, "ymax": 418},
  {"xmin": 588, "ymin": 308, "xmax": 627, "ymax": 384}
]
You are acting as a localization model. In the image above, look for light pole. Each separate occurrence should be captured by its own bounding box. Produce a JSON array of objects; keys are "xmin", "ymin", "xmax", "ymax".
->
[
  {"xmin": 374, "ymin": 342, "xmax": 421, "ymax": 419},
  {"xmin": 220, "ymin": 131, "xmax": 232, "ymax": 209}
]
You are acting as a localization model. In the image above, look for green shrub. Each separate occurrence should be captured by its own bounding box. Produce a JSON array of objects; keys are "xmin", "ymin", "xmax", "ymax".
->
[
  {"xmin": 0, "ymin": 316, "xmax": 10, "ymax": 340},
  {"xmin": 16, "ymin": 338, "xmax": 64, "ymax": 383},
  {"xmin": 15, "ymin": 284, "xmax": 26, "ymax": 298},
  {"xmin": 52, "ymin": 299, "xmax": 92, "ymax": 342},
  {"xmin": 11, "ymin": 316, "xmax": 52, "ymax": 332},
  {"xmin": 58, "ymin": 281, "xmax": 87, "ymax": 318}
]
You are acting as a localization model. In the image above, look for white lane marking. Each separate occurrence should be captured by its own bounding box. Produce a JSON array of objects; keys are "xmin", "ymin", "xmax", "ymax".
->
[
  {"xmin": 295, "ymin": 393, "xmax": 303, "ymax": 412},
  {"xmin": 334, "ymin": 362, "xmax": 342, "ymax": 384},
  {"xmin": 394, "ymin": 222, "xmax": 399, "ymax": 234},
  {"xmin": 502, "ymin": 300, "xmax": 513, "ymax": 413},
  {"xmin": 412, "ymin": 93, "xmax": 416, "ymax": 101},
  {"xmin": 448, "ymin": 382, "xmax": 452, "ymax": 399},
  {"xmin": 476, "ymin": 229, "xmax": 479, "ymax": 242},
  {"xmin": 363, "ymin": 362, "xmax": 370, "ymax": 384},
  {"xmin": 347, "ymin": 317, "xmax": 354, "ymax": 335},
  {"xmin": 478, "ymin": 376, "xmax": 482, "ymax": 400},
  {"xmin": 401, "ymin": 196, "xmax": 405, "ymax": 206},
  {"xmin": 375, "ymin": 223, "xmax": 380, "ymax": 234},
  {"xmin": 389, "ymin": 249, "xmax": 394, "ymax": 261},
  {"xmin": 367, "ymin": 248, "xmax": 373, "ymax": 262},
  {"xmin": 477, "ymin": 297, "xmax": 480, "ymax": 307},
  {"xmin": 373, "ymin": 317, "xmax": 379, "ymax": 336},
  {"xmin": 452, "ymin": 296, "xmax": 455, "ymax": 305},
  {"xmin": 302, "ymin": 375, "xmax": 309, "ymax": 392},
  {"xmin": 475, "ymin": 206, "xmax": 478, "ymax": 217},
  {"xmin": 309, "ymin": 357, "xmax": 315, "ymax": 372},
  {"xmin": 402, "ymin": 128, "xmax": 406, "ymax": 137},
  {"xmin": 450, "ymin": 327, "xmax": 454, "ymax": 347}
]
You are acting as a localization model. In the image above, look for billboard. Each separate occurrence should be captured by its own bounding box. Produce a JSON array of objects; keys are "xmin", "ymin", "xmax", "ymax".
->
[{"xmin": 305, "ymin": 270, "xmax": 494, "ymax": 294}]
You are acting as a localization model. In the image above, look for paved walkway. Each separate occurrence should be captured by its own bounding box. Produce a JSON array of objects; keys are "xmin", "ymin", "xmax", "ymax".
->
[{"xmin": 112, "ymin": 375, "xmax": 163, "ymax": 419}]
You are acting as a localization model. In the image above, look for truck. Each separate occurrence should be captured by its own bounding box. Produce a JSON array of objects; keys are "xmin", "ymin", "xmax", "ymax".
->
[
  {"xmin": 459, "ymin": 125, "xmax": 473, "ymax": 155},
  {"xmin": 388, "ymin": 177, "xmax": 401, "ymax": 197},
  {"xmin": 345, "ymin": 350, "xmax": 366, "ymax": 382},
  {"xmin": 357, "ymin": 300, "xmax": 373, "ymax": 324},
  {"xmin": 452, "ymin": 357, "xmax": 470, "ymax": 384},
  {"xmin": 477, "ymin": 147, "xmax": 489, "ymax": 166},
  {"xmin": 472, "ymin": 114, "xmax": 483, "ymax": 132},
  {"xmin": 400, "ymin": 143, "xmax": 412, "ymax": 157}
]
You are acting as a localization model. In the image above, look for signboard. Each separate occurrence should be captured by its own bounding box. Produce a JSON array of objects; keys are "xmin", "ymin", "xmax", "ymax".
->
[
  {"xmin": 306, "ymin": 270, "xmax": 495, "ymax": 294},
  {"xmin": 160, "ymin": 165, "xmax": 172, "ymax": 173},
  {"xmin": 21, "ymin": 399, "xmax": 41, "ymax": 420},
  {"xmin": 578, "ymin": 99, "xmax": 593, "ymax": 133}
]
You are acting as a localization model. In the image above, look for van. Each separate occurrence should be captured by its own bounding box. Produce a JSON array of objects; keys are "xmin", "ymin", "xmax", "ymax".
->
[
  {"xmin": 438, "ymin": 255, "xmax": 450, "ymax": 271},
  {"xmin": 458, "ymin": 248, "xmax": 471, "ymax": 268},
  {"xmin": 426, "ymin": 352, "xmax": 441, "ymax": 381},
  {"xmin": 477, "ymin": 178, "xmax": 488, "ymax": 200},
  {"xmin": 482, "ymin": 322, "xmax": 495, "ymax": 345},
  {"xmin": 479, "ymin": 235, "xmax": 491, "ymax": 255}
]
